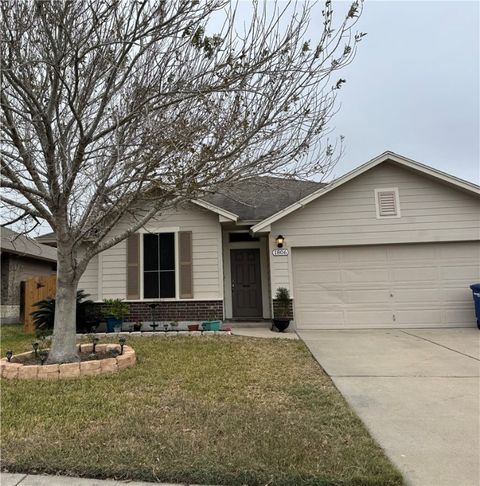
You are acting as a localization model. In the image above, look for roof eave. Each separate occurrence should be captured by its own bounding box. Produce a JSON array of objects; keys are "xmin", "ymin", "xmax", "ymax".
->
[
  {"xmin": 193, "ymin": 199, "xmax": 238, "ymax": 222},
  {"xmin": 0, "ymin": 247, "xmax": 57, "ymax": 263}
]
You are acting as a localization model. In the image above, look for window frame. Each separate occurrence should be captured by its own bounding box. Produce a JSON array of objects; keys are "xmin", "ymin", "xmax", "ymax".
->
[{"xmin": 140, "ymin": 230, "xmax": 179, "ymax": 300}]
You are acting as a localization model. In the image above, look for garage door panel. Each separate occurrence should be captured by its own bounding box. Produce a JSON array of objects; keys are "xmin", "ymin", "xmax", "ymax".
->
[
  {"xmin": 297, "ymin": 288, "xmax": 393, "ymax": 305},
  {"xmin": 296, "ymin": 247, "xmax": 339, "ymax": 264},
  {"xmin": 298, "ymin": 310, "xmax": 345, "ymax": 328},
  {"xmin": 446, "ymin": 308, "xmax": 476, "ymax": 324},
  {"xmin": 395, "ymin": 309, "xmax": 444, "ymax": 326},
  {"xmin": 438, "ymin": 244, "xmax": 479, "ymax": 259},
  {"xmin": 440, "ymin": 265, "xmax": 479, "ymax": 280},
  {"xmin": 292, "ymin": 242, "xmax": 480, "ymax": 329},
  {"xmin": 297, "ymin": 269, "xmax": 342, "ymax": 284},
  {"xmin": 296, "ymin": 288, "xmax": 343, "ymax": 305},
  {"xmin": 387, "ymin": 244, "xmax": 436, "ymax": 261},
  {"xmin": 393, "ymin": 288, "xmax": 440, "ymax": 303},
  {"xmin": 344, "ymin": 289, "xmax": 392, "ymax": 304},
  {"xmin": 341, "ymin": 268, "xmax": 390, "ymax": 283},
  {"xmin": 391, "ymin": 267, "xmax": 440, "ymax": 282},
  {"xmin": 340, "ymin": 246, "xmax": 388, "ymax": 263},
  {"xmin": 345, "ymin": 310, "xmax": 395, "ymax": 326}
]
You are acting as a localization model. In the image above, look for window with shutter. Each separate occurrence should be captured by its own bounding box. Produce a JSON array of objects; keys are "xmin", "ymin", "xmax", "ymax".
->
[
  {"xmin": 143, "ymin": 232, "xmax": 176, "ymax": 298},
  {"xmin": 374, "ymin": 188, "xmax": 401, "ymax": 218}
]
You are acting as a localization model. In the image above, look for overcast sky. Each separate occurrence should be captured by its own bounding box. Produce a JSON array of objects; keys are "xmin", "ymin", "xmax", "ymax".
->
[{"xmin": 321, "ymin": 0, "xmax": 479, "ymax": 183}]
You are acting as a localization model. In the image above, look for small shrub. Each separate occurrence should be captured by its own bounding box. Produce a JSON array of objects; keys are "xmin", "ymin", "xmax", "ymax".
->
[
  {"xmin": 275, "ymin": 287, "xmax": 291, "ymax": 318},
  {"xmin": 31, "ymin": 290, "xmax": 98, "ymax": 333},
  {"xmin": 101, "ymin": 299, "xmax": 129, "ymax": 321}
]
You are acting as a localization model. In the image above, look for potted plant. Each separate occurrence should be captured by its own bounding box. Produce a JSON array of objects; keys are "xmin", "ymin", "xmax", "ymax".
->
[
  {"xmin": 187, "ymin": 323, "xmax": 199, "ymax": 331},
  {"xmin": 272, "ymin": 287, "xmax": 291, "ymax": 332},
  {"xmin": 133, "ymin": 321, "xmax": 142, "ymax": 332},
  {"xmin": 202, "ymin": 317, "xmax": 221, "ymax": 332},
  {"xmin": 102, "ymin": 299, "xmax": 129, "ymax": 333}
]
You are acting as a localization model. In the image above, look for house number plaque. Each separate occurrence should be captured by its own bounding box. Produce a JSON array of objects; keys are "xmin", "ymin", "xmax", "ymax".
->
[{"xmin": 272, "ymin": 248, "xmax": 289, "ymax": 256}]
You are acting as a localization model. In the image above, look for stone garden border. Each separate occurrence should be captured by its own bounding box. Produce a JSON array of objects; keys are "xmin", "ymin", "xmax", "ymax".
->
[
  {"xmin": 0, "ymin": 344, "xmax": 136, "ymax": 380},
  {"xmin": 73, "ymin": 330, "xmax": 232, "ymax": 339}
]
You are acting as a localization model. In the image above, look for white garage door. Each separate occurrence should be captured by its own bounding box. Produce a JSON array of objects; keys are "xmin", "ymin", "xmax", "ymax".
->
[{"xmin": 292, "ymin": 242, "xmax": 480, "ymax": 329}]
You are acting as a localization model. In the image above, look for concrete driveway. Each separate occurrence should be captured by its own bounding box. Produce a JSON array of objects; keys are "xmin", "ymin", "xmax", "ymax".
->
[{"xmin": 299, "ymin": 328, "xmax": 480, "ymax": 486}]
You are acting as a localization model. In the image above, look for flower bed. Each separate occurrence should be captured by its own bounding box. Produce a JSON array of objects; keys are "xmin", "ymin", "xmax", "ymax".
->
[{"xmin": 0, "ymin": 344, "xmax": 136, "ymax": 380}]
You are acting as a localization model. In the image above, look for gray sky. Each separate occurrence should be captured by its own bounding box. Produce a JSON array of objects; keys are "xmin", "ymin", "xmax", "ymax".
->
[{"xmin": 325, "ymin": 0, "xmax": 479, "ymax": 183}]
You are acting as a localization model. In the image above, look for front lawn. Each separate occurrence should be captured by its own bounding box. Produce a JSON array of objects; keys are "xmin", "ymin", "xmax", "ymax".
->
[{"xmin": 1, "ymin": 325, "xmax": 403, "ymax": 486}]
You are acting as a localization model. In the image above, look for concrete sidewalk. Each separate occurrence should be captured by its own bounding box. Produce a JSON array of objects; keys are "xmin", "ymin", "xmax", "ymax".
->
[
  {"xmin": 231, "ymin": 326, "xmax": 298, "ymax": 339},
  {"xmin": 299, "ymin": 328, "xmax": 480, "ymax": 486},
  {"xmin": 1, "ymin": 472, "xmax": 211, "ymax": 486}
]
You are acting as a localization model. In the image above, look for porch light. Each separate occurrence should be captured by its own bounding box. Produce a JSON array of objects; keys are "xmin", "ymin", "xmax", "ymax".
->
[{"xmin": 275, "ymin": 235, "xmax": 285, "ymax": 248}]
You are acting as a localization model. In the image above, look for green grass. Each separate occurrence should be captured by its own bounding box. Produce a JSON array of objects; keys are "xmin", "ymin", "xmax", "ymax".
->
[{"xmin": 1, "ymin": 324, "xmax": 403, "ymax": 486}]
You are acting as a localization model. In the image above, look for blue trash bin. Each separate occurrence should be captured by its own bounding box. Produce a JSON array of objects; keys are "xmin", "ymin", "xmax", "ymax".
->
[{"xmin": 469, "ymin": 283, "xmax": 480, "ymax": 329}]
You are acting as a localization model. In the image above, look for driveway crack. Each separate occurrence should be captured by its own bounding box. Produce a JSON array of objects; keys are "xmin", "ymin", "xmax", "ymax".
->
[
  {"xmin": 400, "ymin": 330, "xmax": 480, "ymax": 361},
  {"xmin": 14, "ymin": 474, "xmax": 28, "ymax": 485}
]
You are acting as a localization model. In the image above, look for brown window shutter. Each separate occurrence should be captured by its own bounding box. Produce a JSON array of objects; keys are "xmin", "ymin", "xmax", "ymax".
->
[
  {"xmin": 179, "ymin": 231, "xmax": 193, "ymax": 299},
  {"xmin": 126, "ymin": 233, "xmax": 140, "ymax": 299}
]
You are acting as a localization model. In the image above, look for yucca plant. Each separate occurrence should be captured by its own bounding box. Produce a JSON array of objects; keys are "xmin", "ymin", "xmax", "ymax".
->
[{"xmin": 31, "ymin": 290, "xmax": 96, "ymax": 334}]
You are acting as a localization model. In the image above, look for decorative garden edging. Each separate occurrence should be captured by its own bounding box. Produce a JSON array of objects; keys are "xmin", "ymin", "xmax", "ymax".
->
[
  {"xmin": 0, "ymin": 344, "xmax": 136, "ymax": 380},
  {"xmin": 73, "ymin": 329, "xmax": 232, "ymax": 339}
]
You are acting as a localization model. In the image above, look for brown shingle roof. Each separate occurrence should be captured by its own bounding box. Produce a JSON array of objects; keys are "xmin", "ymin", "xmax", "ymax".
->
[
  {"xmin": 1, "ymin": 227, "xmax": 57, "ymax": 262},
  {"xmin": 202, "ymin": 176, "xmax": 323, "ymax": 221},
  {"xmin": 34, "ymin": 176, "xmax": 324, "ymax": 243}
]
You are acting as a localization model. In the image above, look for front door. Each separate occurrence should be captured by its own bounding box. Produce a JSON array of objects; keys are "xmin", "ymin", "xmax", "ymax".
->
[{"xmin": 231, "ymin": 249, "xmax": 263, "ymax": 318}]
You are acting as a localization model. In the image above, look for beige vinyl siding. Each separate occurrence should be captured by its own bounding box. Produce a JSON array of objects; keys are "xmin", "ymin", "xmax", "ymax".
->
[
  {"xmin": 78, "ymin": 253, "xmax": 99, "ymax": 300},
  {"xmin": 91, "ymin": 202, "xmax": 222, "ymax": 301},
  {"xmin": 270, "ymin": 162, "xmax": 480, "ymax": 295}
]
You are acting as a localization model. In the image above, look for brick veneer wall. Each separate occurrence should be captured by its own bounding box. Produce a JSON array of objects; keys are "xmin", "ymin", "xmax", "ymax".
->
[
  {"xmin": 95, "ymin": 300, "xmax": 224, "ymax": 322},
  {"xmin": 272, "ymin": 299, "xmax": 294, "ymax": 320}
]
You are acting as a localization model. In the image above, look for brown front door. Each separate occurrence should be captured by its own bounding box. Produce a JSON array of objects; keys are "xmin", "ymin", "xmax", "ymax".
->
[{"xmin": 231, "ymin": 249, "xmax": 263, "ymax": 318}]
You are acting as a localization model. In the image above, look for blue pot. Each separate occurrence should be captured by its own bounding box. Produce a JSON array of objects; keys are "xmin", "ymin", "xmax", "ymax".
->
[
  {"xmin": 105, "ymin": 317, "xmax": 122, "ymax": 333},
  {"xmin": 202, "ymin": 320, "xmax": 221, "ymax": 332}
]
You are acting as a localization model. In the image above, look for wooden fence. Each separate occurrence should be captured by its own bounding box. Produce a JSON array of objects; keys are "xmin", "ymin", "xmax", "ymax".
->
[{"xmin": 24, "ymin": 275, "xmax": 57, "ymax": 334}]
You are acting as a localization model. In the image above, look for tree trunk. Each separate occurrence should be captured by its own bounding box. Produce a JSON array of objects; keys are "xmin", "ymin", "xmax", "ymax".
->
[{"xmin": 47, "ymin": 242, "xmax": 80, "ymax": 364}]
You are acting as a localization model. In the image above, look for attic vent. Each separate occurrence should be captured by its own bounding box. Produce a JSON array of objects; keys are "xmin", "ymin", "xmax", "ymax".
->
[{"xmin": 375, "ymin": 188, "xmax": 400, "ymax": 218}]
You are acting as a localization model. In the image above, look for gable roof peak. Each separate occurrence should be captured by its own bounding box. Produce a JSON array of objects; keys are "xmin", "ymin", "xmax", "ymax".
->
[{"xmin": 252, "ymin": 151, "xmax": 479, "ymax": 233}]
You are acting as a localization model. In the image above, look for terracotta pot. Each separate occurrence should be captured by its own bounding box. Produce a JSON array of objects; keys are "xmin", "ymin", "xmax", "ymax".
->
[{"xmin": 188, "ymin": 324, "xmax": 199, "ymax": 331}]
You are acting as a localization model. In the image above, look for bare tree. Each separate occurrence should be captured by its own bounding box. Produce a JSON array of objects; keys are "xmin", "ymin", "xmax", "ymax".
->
[{"xmin": 1, "ymin": 0, "xmax": 365, "ymax": 363}]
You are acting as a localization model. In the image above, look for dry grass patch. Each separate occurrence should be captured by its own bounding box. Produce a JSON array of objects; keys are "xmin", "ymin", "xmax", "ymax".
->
[{"xmin": 1, "ymin": 325, "xmax": 403, "ymax": 485}]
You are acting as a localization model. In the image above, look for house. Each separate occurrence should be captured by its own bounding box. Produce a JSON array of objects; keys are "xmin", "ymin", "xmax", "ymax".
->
[
  {"xmin": 41, "ymin": 151, "xmax": 480, "ymax": 329},
  {"xmin": 1, "ymin": 228, "xmax": 57, "ymax": 324}
]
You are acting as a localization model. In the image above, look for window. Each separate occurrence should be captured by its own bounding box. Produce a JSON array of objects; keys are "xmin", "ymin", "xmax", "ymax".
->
[
  {"xmin": 143, "ymin": 233, "xmax": 176, "ymax": 298},
  {"xmin": 374, "ymin": 188, "xmax": 401, "ymax": 218},
  {"xmin": 229, "ymin": 232, "xmax": 260, "ymax": 243}
]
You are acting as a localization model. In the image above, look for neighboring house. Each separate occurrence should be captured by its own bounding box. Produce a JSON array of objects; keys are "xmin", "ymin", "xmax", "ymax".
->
[
  {"xmin": 1, "ymin": 228, "xmax": 57, "ymax": 324},
  {"xmin": 38, "ymin": 151, "xmax": 480, "ymax": 329}
]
